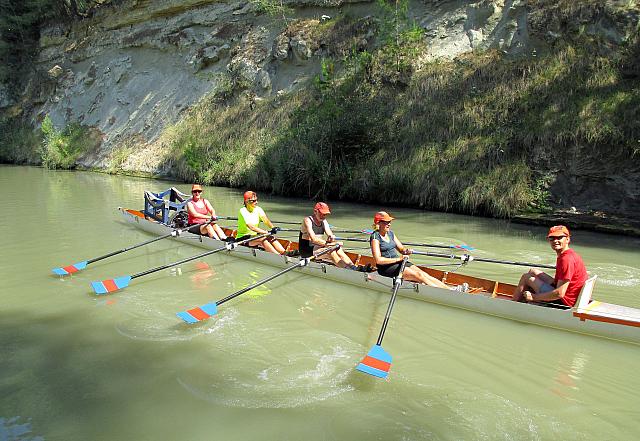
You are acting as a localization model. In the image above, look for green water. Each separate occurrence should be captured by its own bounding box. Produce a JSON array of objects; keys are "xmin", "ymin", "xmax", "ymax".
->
[{"xmin": 1, "ymin": 166, "xmax": 639, "ymax": 441}]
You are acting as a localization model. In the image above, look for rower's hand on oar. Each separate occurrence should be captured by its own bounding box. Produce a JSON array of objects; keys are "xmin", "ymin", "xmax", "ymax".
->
[
  {"xmin": 270, "ymin": 226, "xmax": 281, "ymax": 235},
  {"xmin": 402, "ymin": 248, "xmax": 413, "ymax": 255}
]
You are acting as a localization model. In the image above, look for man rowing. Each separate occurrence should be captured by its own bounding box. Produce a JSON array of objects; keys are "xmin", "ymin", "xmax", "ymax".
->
[
  {"xmin": 512, "ymin": 225, "xmax": 588, "ymax": 307},
  {"xmin": 235, "ymin": 191, "xmax": 285, "ymax": 255},
  {"xmin": 186, "ymin": 184, "xmax": 227, "ymax": 240},
  {"xmin": 299, "ymin": 202, "xmax": 370, "ymax": 271}
]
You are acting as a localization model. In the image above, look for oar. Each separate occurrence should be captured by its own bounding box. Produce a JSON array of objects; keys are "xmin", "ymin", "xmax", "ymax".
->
[
  {"xmin": 356, "ymin": 257, "xmax": 409, "ymax": 379},
  {"xmin": 53, "ymin": 229, "xmax": 186, "ymax": 276},
  {"xmin": 412, "ymin": 250, "xmax": 555, "ymax": 269},
  {"xmin": 334, "ymin": 235, "xmax": 474, "ymax": 251},
  {"xmin": 52, "ymin": 218, "xmax": 220, "ymax": 276},
  {"xmin": 176, "ymin": 244, "xmax": 341, "ymax": 324},
  {"xmin": 90, "ymin": 233, "xmax": 268, "ymax": 294}
]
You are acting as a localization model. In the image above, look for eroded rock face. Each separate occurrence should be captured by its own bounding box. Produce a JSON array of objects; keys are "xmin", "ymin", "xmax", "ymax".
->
[{"xmin": 20, "ymin": 0, "xmax": 636, "ymax": 174}]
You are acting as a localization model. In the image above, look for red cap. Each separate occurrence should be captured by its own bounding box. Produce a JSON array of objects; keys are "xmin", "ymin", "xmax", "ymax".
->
[
  {"xmin": 191, "ymin": 184, "xmax": 203, "ymax": 192},
  {"xmin": 547, "ymin": 225, "xmax": 570, "ymax": 237},
  {"xmin": 314, "ymin": 202, "xmax": 331, "ymax": 214},
  {"xmin": 243, "ymin": 191, "xmax": 257, "ymax": 201},
  {"xmin": 373, "ymin": 211, "xmax": 395, "ymax": 224}
]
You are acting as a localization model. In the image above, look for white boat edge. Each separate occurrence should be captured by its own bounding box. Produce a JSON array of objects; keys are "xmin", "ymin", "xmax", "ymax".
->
[{"xmin": 118, "ymin": 208, "xmax": 640, "ymax": 346}]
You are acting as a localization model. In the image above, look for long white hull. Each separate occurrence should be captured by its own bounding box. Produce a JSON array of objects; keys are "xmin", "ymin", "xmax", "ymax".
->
[{"xmin": 120, "ymin": 208, "xmax": 640, "ymax": 345}]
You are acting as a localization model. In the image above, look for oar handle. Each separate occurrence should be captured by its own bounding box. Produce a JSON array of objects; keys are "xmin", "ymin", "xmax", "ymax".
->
[
  {"xmin": 376, "ymin": 257, "xmax": 409, "ymax": 346},
  {"xmin": 412, "ymin": 250, "xmax": 555, "ymax": 269},
  {"xmin": 215, "ymin": 244, "xmax": 341, "ymax": 307},
  {"xmin": 131, "ymin": 233, "xmax": 269, "ymax": 280}
]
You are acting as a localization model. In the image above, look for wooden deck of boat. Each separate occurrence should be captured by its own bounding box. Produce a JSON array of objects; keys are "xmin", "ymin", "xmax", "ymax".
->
[{"xmin": 575, "ymin": 301, "xmax": 640, "ymax": 327}]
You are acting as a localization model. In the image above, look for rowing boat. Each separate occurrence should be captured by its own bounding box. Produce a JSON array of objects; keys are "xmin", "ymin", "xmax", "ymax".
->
[{"xmin": 119, "ymin": 207, "xmax": 640, "ymax": 345}]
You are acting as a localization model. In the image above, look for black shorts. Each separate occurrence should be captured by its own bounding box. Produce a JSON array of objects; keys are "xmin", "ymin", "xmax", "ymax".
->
[
  {"xmin": 188, "ymin": 224, "xmax": 205, "ymax": 235},
  {"xmin": 376, "ymin": 261, "xmax": 414, "ymax": 278},
  {"xmin": 538, "ymin": 298, "xmax": 570, "ymax": 309}
]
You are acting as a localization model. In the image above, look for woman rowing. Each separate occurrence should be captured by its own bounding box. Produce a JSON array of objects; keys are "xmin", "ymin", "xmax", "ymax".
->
[
  {"xmin": 186, "ymin": 184, "xmax": 227, "ymax": 240},
  {"xmin": 299, "ymin": 202, "xmax": 370, "ymax": 271},
  {"xmin": 235, "ymin": 191, "xmax": 285, "ymax": 255},
  {"xmin": 370, "ymin": 211, "xmax": 467, "ymax": 290}
]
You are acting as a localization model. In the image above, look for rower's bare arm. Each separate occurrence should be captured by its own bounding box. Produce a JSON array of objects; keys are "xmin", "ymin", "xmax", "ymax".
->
[
  {"xmin": 262, "ymin": 215, "xmax": 274, "ymax": 229},
  {"xmin": 205, "ymin": 200, "xmax": 215, "ymax": 216},
  {"xmin": 393, "ymin": 236, "xmax": 412, "ymax": 255},
  {"xmin": 304, "ymin": 218, "xmax": 327, "ymax": 246},
  {"xmin": 324, "ymin": 222, "xmax": 335, "ymax": 242}
]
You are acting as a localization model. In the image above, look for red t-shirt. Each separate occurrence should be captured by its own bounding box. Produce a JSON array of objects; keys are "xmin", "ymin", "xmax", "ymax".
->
[{"xmin": 554, "ymin": 248, "xmax": 588, "ymax": 307}]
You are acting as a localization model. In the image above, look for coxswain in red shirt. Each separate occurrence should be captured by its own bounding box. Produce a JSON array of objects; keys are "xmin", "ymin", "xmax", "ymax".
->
[{"xmin": 512, "ymin": 225, "xmax": 588, "ymax": 307}]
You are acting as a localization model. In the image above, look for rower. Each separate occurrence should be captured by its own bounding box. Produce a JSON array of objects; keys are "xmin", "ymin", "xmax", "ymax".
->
[
  {"xmin": 299, "ymin": 202, "xmax": 370, "ymax": 272},
  {"xmin": 235, "ymin": 191, "xmax": 285, "ymax": 255},
  {"xmin": 370, "ymin": 211, "xmax": 468, "ymax": 291},
  {"xmin": 186, "ymin": 184, "xmax": 227, "ymax": 240}
]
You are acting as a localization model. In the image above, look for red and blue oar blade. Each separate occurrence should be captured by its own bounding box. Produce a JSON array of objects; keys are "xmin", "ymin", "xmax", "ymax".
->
[
  {"xmin": 176, "ymin": 302, "xmax": 218, "ymax": 324},
  {"xmin": 91, "ymin": 276, "xmax": 132, "ymax": 295},
  {"xmin": 454, "ymin": 244, "xmax": 474, "ymax": 251},
  {"xmin": 52, "ymin": 261, "xmax": 88, "ymax": 276},
  {"xmin": 356, "ymin": 344, "xmax": 392, "ymax": 378}
]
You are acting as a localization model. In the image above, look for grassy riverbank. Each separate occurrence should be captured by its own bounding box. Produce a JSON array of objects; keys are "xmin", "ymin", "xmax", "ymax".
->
[{"xmin": 161, "ymin": 31, "xmax": 638, "ymax": 218}]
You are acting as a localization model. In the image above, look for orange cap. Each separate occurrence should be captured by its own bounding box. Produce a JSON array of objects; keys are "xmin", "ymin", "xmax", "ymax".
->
[
  {"xmin": 314, "ymin": 202, "xmax": 331, "ymax": 214},
  {"xmin": 373, "ymin": 211, "xmax": 395, "ymax": 224},
  {"xmin": 243, "ymin": 190, "xmax": 257, "ymax": 201},
  {"xmin": 191, "ymin": 184, "xmax": 203, "ymax": 192},
  {"xmin": 547, "ymin": 225, "xmax": 570, "ymax": 237}
]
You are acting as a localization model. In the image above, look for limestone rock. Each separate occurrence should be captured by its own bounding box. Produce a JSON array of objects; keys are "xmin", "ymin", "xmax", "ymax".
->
[
  {"xmin": 272, "ymin": 34, "xmax": 289, "ymax": 61},
  {"xmin": 48, "ymin": 65, "xmax": 64, "ymax": 78}
]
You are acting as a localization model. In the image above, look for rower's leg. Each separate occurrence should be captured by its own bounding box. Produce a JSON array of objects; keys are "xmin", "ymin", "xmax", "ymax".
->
[
  {"xmin": 405, "ymin": 266, "xmax": 450, "ymax": 289},
  {"xmin": 271, "ymin": 238, "xmax": 285, "ymax": 255},
  {"xmin": 202, "ymin": 224, "xmax": 220, "ymax": 240},
  {"xmin": 335, "ymin": 248, "xmax": 355, "ymax": 266},
  {"xmin": 212, "ymin": 224, "xmax": 227, "ymax": 240}
]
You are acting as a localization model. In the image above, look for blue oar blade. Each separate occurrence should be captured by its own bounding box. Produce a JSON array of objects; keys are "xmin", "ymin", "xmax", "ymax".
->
[
  {"xmin": 176, "ymin": 302, "xmax": 218, "ymax": 324},
  {"xmin": 52, "ymin": 261, "xmax": 88, "ymax": 276},
  {"xmin": 356, "ymin": 344, "xmax": 392, "ymax": 378},
  {"xmin": 454, "ymin": 245, "xmax": 474, "ymax": 251},
  {"xmin": 91, "ymin": 276, "xmax": 132, "ymax": 295}
]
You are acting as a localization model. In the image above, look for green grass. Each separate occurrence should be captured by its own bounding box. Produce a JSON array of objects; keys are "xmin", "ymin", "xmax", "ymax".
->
[{"xmin": 40, "ymin": 115, "xmax": 99, "ymax": 169}]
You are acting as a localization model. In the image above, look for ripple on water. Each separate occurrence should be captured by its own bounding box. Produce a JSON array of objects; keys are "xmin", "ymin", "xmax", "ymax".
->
[
  {"xmin": 589, "ymin": 263, "xmax": 640, "ymax": 288},
  {"xmin": 176, "ymin": 331, "xmax": 358, "ymax": 408},
  {"xmin": 112, "ymin": 290, "xmax": 241, "ymax": 342}
]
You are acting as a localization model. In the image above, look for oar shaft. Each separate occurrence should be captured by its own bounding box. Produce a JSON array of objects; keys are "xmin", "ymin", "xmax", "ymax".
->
[
  {"xmin": 87, "ymin": 231, "xmax": 176, "ymax": 264},
  {"xmin": 376, "ymin": 258, "xmax": 409, "ymax": 346},
  {"xmin": 131, "ymin": 233, "xmax": 268, "ymax": 280},
  {"xmin": 216, "ymin": 264, "xmax": 300, "ymax": 306},
  {"xmin": 217, "ymin": 216, "xmax": 300, "ymax": 226},
  {"xmin": 412, "ymin": 250, "xmax": 555, "ymax": 269},
  {"xmin": 335, "ymin": 236, "xmax": 469, "ymax": 250},
  {"xmin": 215, "ymin": 244, "xmax": 340, "ymax": 307}
]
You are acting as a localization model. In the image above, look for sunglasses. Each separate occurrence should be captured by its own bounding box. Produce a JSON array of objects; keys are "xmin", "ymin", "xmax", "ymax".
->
[
  {"xmin": 248, "ymin": 199, "xmax": 258, "ymax": 203},
  {"xmin": 192, "ymin": 190, "xmax": 202, "ymax": 194},
  {"xmin": 379, "ymin": 220, "xmax": 392, "ymax": 225},
  {"xmin": 548, "ymin": 236, "xmax": 566, "ymax": 241}
]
